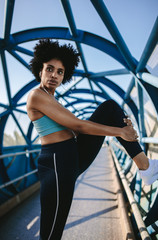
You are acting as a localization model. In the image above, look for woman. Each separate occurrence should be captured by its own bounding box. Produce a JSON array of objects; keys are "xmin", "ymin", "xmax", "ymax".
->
[{"xmin": 27, "ymin": 39, "xmax": 158, "ymax": 240}]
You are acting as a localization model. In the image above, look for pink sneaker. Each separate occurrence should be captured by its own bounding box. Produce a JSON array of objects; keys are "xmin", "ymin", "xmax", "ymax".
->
[{"xmin": 139, "ymin": 159, "xmax": 158, "ymax": 185}]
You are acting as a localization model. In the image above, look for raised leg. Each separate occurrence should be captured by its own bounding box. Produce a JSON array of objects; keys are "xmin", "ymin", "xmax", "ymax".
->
[{"xmin": 77, "ymin": 99, "xmax": 143, "ymax": 174}]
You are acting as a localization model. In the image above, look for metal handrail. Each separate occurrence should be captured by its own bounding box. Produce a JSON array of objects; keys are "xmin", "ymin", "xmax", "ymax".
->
[
  {"xmin": 141, "ymin": 137, "xmax": 158, "ymax": 144},
  {"xmin": 0, "ymin": 149, "xmax": 41, "ymax": 159},
  {"xmin": 0, "ymin": 149, "xmax": 40, "ymax": 189},
  {"xmin": 109, "ymin": 145, "xmax": 151, "ymax": 240},
  {"xmin": 108, "ymin": 136, "xmax": 158, "ymax": 146},
  {"xmin": 0, "ymin": 169, "xmax": 38, "ymax": 190}
]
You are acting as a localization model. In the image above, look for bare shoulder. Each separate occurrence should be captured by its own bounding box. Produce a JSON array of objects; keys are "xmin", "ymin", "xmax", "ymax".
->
[
  {"xmin": 27, "ymin": 88, "xmax": 48, "ymax": 107},
  {"xmin": 27, "ymin": 88, "xmax": 43, "ymax": 101},
  {"xmin": 27, "ymin": 88, "xmax": 46, "ymax": 120}
]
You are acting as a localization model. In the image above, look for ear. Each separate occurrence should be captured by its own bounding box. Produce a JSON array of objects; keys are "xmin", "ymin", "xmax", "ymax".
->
[{"xmin": 39, "ymin": 71, "xmax": 42, "ymax": 77}]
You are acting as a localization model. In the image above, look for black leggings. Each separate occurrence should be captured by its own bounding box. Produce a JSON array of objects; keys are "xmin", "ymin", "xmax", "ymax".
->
[{"xmin": 38, "ymin": 100, "xmax": 143, "ymax": 240}]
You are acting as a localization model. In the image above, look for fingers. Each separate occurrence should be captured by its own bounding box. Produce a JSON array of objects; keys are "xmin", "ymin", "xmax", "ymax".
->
[
  {"xmin": 123, "ymin": 118, "xmax": 133, "ymax": 126},
  {"xmin": 131, "ymin": 126, "xmax": 138, "ymax": 140},
  {"xmin": 123, "ymin": 125, "xmax": 139, "ymax": 142},
  {"xmin": 133, "ymin": 129, "xmax": 139, "ymax": 141}
]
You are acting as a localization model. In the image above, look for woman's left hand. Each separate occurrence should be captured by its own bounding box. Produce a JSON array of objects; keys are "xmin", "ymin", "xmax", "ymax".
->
[
  {"xmin": 121, "ymin": 125, "xmax": 138, "ymax": 142},
  {"xmin": 123, "ymin": 118, "xmax": 133, "ymax": 126}
]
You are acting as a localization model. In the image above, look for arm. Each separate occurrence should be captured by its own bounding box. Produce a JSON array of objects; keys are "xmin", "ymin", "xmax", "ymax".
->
[{"xmin": 27, "ymin": 89, "xmax": 138, "ymax": 142}]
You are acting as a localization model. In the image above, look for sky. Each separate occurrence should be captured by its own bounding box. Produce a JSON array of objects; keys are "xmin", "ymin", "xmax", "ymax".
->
[{"xmin": 0, "ymin": 0, "xmax": 158, "ymax": 139}]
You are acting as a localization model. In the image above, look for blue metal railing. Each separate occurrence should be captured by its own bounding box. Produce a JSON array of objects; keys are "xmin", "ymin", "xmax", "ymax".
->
[
  {"xmin": 0, "ymin": 148, "xmax": 40, "ymax": 205},
  {"xmin": 108, "ymin": 137, "xmax": 158, "ymax": 240}
]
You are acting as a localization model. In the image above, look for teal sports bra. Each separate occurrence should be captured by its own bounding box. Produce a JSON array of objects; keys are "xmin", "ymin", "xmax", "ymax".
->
[{"xmin": 32, "ymin": 115, "xmax": 67, "ymax": 137}]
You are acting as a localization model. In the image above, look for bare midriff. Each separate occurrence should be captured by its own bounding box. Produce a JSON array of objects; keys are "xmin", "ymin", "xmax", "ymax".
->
[{"xmin": 40, "ymin": 129, "xmax": 76, "ymax": 145}]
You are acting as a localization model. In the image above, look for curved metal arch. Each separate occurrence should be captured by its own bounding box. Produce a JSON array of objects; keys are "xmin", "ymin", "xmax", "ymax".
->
[
  {"xmin": 62, "ymin": 79, "xmax": 139, "ymax": 123},
  {"xmin": 72, "ymin": 105, "xmax": 97, "ymax": 115},
  {"xmin": 65, "ymin": 99, "xmax": 101, "ymax": 108},
  {"xmin": 64, "ymin": 93, "xmax": 138, "ymax": 124},
  {"xmin": 62, "ymin": 88, "xmax": 110, "ymax": 100},
  {"xmin": 12, "ymin": 80, "xmax": 38, "ymax": 104},
  {"xmin": 0, "ymin": 80, "xmax": 39, "ymax": 149},
  {"xmin": 91, "ymin": 77, "xmax": 139, "ymax": 122},
  {"xmin": 2, "ymin": 27, "xmax": 131, "ymax": 69}
]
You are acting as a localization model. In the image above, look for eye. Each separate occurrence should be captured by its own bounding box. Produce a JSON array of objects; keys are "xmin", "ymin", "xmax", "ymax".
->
[
  {"xmin": 46, "ymin": 67, "xmax": 53, "ymax": 72},
  {"xmin": 58, "ymin": 70, "xmax": 64, "ymax": 75}
]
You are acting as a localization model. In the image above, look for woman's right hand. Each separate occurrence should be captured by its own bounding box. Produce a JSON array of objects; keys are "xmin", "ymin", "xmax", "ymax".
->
[{"xmin": 120, "ymin": 125, "xmax": 138, "ymax": 142}]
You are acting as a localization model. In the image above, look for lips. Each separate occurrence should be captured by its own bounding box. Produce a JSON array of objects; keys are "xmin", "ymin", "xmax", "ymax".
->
[{"xmin": 48, "ymin": 80, "xmax": 58, "ymax": 85}]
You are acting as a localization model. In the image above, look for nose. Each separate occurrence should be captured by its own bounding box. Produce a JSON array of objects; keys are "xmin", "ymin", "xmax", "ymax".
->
[{"xmin": 51, "ymin": 70, "xmax": 57, "ymax": 78}]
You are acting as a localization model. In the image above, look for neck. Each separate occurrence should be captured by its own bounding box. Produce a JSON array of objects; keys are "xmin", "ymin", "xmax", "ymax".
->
[{"xmin": 41, "ymin": 86, "xmax": 55, "ymax": 96}]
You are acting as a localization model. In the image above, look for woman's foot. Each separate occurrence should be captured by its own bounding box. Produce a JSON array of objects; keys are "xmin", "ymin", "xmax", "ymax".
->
[{"xmin": 139, "ymin": 159, "xmax": 158, "ymax": 185}]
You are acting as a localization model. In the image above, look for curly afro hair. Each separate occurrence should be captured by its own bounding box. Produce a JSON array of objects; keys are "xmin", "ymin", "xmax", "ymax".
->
[{"xmin": 30, "ymin": 39, "xmax": 80, "ymax": 84}]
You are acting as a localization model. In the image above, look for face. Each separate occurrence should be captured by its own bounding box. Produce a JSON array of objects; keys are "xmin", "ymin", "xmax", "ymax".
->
[{"xmin": 40, "ymin": 58, "xmax": 65, "ymax": 93}]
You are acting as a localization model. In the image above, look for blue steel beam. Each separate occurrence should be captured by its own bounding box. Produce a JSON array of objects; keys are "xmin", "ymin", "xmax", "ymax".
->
[
  {"xmin": 0, "ymin": 103, "xmax": 9, "ymax": 108},
  {"xmin": 70, "ymin": 69, "xmax": 130, "ymax": 97},
  {"xmin": 122, "ymin": 18, "xmax": 158, "ymax": 109},
  {"xmin": 60, "ymin": 0, "xmax": 78, "ymax": 38},
  {"xmin": 135, "ymin": 81, "xmax": 146, "ymax": 144},
  {"xmin": 57, "ymin": 77, "xmax": 85, "ymax": 98},
  {"xmin": 65, "ymin": 99, "xmax": 101, "ymax": 108},
  {"xmin": 89, "ymin": 68, "xmax": 129, "ymax": 78},
  {"xmin": 94, "ymin": 77, "xmax": 125, "ymax": 98},
  {"xmin": 136, "ymin": 17, "xmax": 158, "ymax": 73},
  {"xmin": 12, "ymin": 108, "xmax": 27, "ymax": 115},
  {"xmin": 64, "ymin": 96, "xmax": 138, "ymax": 127},
  {"xmin": 2, "ymin": 27, "xmax": 131, "ymax": 69},
  {"xmin": 8, "ymin": 50, "xmax": 30, "ymax": 70},
  {"xmin": 64, "ymin": 96, "xmax": 95, "ymax": 104},
  {"xmin": 55, "ymin": 90, "xmax": 78, "ymax": 112},
  {"xmin": 73, "ymin": 105, "xmax": 97, "ymax": 114},
  {"xmin": 92, "ymin": 81, "xmax": 111, "ymax": 100},
  {"xmin": 75, "ymin": 106, "xmax": 97, "ymax": 117},
  {"xmin": 59, "ymin": 74, "xmax": 111, "ymax": 100},
  {"xmin": 11, "ymin": 112, "xmax": 31, "ymax": 146},
  {"xmin": 76, "ymin": 106, "xmax": 97, "ymax": 112},
  {"xmin": 76, "ymin": 111, "xmax": 94, "ymax": 118},
  {"xmin": 60, "ymin": 0, "xmax": 89, "ymax": 72},
  {"xmin": 3, "ymin": 0, "xmax": 15, "ymax": 41},
  {"xmin": 15, "ymin": 46, "xmax": 33, "ymax": 57},
  {"xmin": 0, "ymin": 110, "xmax": 11, "ymax": 118},
  {"xmin": 141, "ymin": 82, "xmax": 158, "ymax": 112},
  {"xmin": 0, "ymin": 114, "xmax": 9, "ymax": 149},
  {"xmin": 90, "ymin": 0, "xmax": 136, "ymax": 72},
  {"xmin": 92, "ymin": 77, "xmax": 139, "ymax": 123},
  {"xmin": 62, "ymin": 78, "xmax": 138, "ymax": 123},
  {"xmin": 135, "ymin": 17, "xmax": 158, "ymax": 132},
  {"xmin": 60, "ymin": 0, "xmax": 97, "ymax": 102},
  {"xmin": 122, "ymin": 77, "xmax": 135, "ymax": 107},
  {"xmin": 63, "ymin": 89, "xmax": 109, "ymax": 100},
  {"xmin": 27, "ymin": 122, "xmax": 34, "ymax": 141},
  {"xmin": 1, "ymin": 51, "xmax": 12, "ymax": 105},
  {"xmin": 136, "ymin": 72, "xmax": 158, "ymax": 89},
  {"xmin": 16, "ymin": 102, "xmax": 27, "ymax": 107},
  {"xmin": 12, "ymin": 80, "xmax": 38, "ymax": 103}
]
